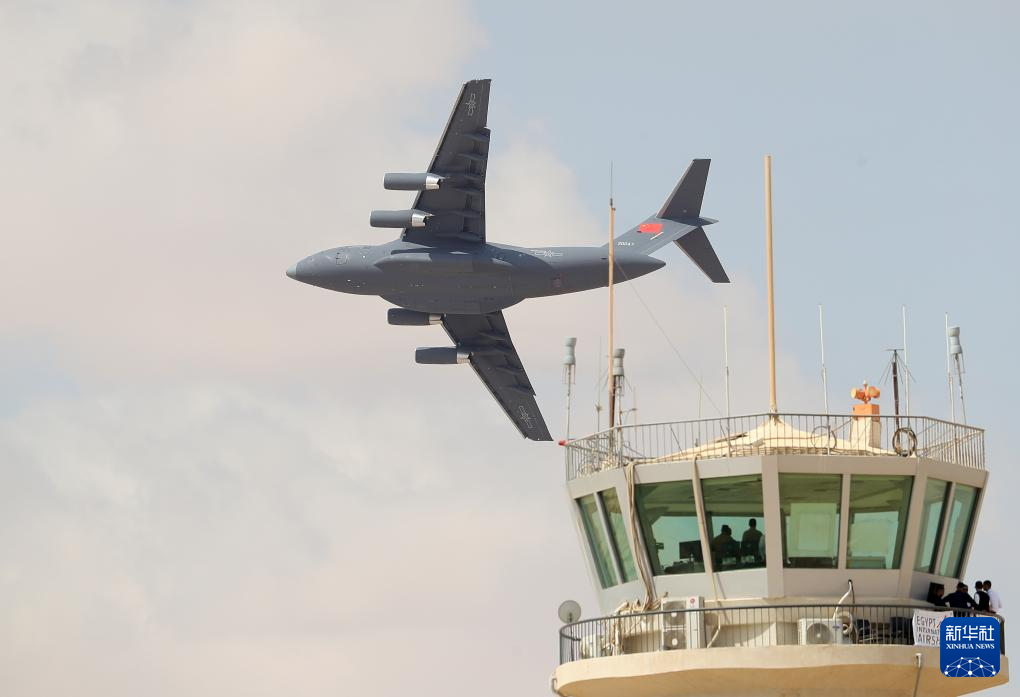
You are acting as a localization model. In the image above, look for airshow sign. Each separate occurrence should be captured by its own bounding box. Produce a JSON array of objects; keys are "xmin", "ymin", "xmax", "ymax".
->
[{"xmin": 912, "ymin": 609, "xmax": 950, "ymax": 647}]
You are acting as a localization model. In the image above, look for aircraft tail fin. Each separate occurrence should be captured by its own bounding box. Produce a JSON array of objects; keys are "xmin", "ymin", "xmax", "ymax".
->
[
  {"xmin": 658, "ymin": 158, "xmax": 710, "ymax": 220},
  {"xmin": 607, "ymin": 159, "xmax": 728, "ymax": 283}
]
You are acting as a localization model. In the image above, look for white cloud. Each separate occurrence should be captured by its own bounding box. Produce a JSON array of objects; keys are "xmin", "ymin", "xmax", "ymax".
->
[{"xmin": 0, "ymin": 381, "xmax": 585, "ymax": 696}]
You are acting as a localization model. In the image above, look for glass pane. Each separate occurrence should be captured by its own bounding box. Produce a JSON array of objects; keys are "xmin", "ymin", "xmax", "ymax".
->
[
  {"xmin": 847, "ymin": 475, "xmax": 914, "ymax": 569},
  {"xmin": 701, "ymin": 475, "xmax": 766, "ymax": 571},
  {"xmin": 599, "ymin": 489, "xmax": 638, "ymax": 583},
  {"xmin": 636, "ymin": 481, "xmax": 704, "ymax": 575},
  {"xmin": 779, "ymin": 474, "xmax": 841, "ymax": 568},
  {"xmin": 577, "ymin": 494, "xmax": 617, "ymax": 588},
  {"xmin": 915, "ymin": 478, "xmax": 950, "ymax": 572},
  {"xmin": 938, "ymin": 484, "xmax": 979, "ymax": 578}
]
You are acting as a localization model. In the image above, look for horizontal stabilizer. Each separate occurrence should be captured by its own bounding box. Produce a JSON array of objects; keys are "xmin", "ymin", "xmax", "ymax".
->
[{"xmin": 675, "ymin": 227, "xmax": 729, "ymax": 283}]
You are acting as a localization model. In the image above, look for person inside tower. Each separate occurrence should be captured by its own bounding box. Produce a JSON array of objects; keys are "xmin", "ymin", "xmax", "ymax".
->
[
  {"xmin": 974, "ymin": 580, "xmax": 991, "ymax": 612},
  {"xmin": 741, "ymin": 518, "xmax": 764, "ymax": 562},
  {"xmin": 711, "ymin": 525, "xmax": 738, "ymax": 567},
  {"xmin": 944, "ymin": 582, "xmax": 976, "ymax": 610}
]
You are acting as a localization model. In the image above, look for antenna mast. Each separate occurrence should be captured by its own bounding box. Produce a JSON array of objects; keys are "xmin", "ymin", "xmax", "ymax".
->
[
  {"xmin": 948, "ymin": 325, "xmax": 967, "ymax": 424},
  {"xmin": 607, "ymin": 163, "xmax": 617, "ymax": 429},
  {"xmin": 765, "ymin": 155, "xmax": 778, "ymax": 415},
  {"xmin": 891, "ymin": 348, "xmax": 901, "ymax": 428},
  {"xmin": 945, "ymin": 313, "xmax": 956, "ymax": 422},
  {"xmin": 901, "ymin": 305, "xmax": 910, "ymax": 416},
  {"xmin": 612, "ymin": 348, "xmax": 626, "ymax": 426},
  {"xmin": 818, "ymin": 304, "xmax": 829, "ymax": 414},
  {"xmin": 563, "ymin": 338, "xmax": 577, "ymax": 440},
  {"xmin": 723, "ymin": 306, "xmax": 731, "ymax": 418},
  {"xmin": 595, "ymin": 337, "xmax": 603, "ymax": 432}
]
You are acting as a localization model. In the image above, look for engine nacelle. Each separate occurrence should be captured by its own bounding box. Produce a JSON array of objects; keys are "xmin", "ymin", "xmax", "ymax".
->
[
  {"xmin": 415, "ymin": 347, "xmax": 470, "ymax": 365},
  {"xmin": 370, "ymin": 209, "xmax": 431, "ymax": 228},
  {"xmin": 388, "ymin": 309, "xmax": 441, "ymax": 326},
  {"xmin": 383, "ymin": 172, "xmax": 443, "ymax": 191}
]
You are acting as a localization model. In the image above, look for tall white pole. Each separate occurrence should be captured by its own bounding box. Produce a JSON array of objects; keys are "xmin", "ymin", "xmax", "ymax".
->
[
  {"xmin": 595, "ymin": 336, "xmax": 602, "ymax": 432},
  {"xmin": 818, "ymin": 304, "xmax": 829, "ymax": 414},
  {"xmin": 765, "ymin": 155, "xmax": 778, "ymax": 415},
  {"xmin": 563, "ymin": 337, "xmax": 577, "ymax": 441},
  {"xmin": 723, "ymin": 305, "xmax": 731, "ymax": 418},
  {"xmin": 901, "ymin": 305, "xmax": 910, "ymax": 416},
  {"xmin": 607, "ymin": 166, "xmax": 617, "ymax": 429},
  {"xmin": 565, "ymin": 379, "xmax": 573, "ymax": 439},
  {"xmin": 945, "ymin": 313, "xmax": 956, "ymax": 423}
]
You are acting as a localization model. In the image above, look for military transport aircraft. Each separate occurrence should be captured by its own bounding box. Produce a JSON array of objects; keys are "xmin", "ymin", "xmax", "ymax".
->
[{"xmin": 287, "ymin": 79, "xmax": 727, "ymax": 441}]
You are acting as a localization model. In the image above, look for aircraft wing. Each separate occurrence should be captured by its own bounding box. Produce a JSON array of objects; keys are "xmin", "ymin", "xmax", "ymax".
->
[
  {"xmin": 442, "ymin": 311, "xmax": 551, "ymax": 441},
  {"xmin": 402, "ymin": 79, "xmax": 490, "ymax": 245}
]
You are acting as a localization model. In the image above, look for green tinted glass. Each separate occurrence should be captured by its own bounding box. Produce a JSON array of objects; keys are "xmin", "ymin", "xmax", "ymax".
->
[
  {"xmin": 847, "ymin": 475, "xmax": 913, "ymax": 569},
  {"xmin": 577, "ymin": 494, "xmax": 617, "ymax": 588},
  {"xmin": 599, "ymin": 489, "xmax": 638, "ymax": 583},
  {"xmin": 938, "ymin": 484, "xmax": 979, "ymax": 578},
  {"xmin": 701, "ymin": 475, "xmax": 766, "ymax": 571},
  {"xmin": 635, "ymin": 481, "xmax": 704, "ymax": 575},
  {"xmin": 779, "ymin": 474, "xmax": 842, "ymax": 569},
  {"xmin": 915, "ymin": 478, "xmax": 950, "ymax": 572}
]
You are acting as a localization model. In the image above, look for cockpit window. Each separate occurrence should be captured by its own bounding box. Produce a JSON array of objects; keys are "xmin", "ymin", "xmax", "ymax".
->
[{"xmin": 335, "ymin": 250, "xmax": 349, "ymax": 265}]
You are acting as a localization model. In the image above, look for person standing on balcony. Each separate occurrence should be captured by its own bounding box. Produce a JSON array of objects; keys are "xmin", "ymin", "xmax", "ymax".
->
[
  {"xmin": 974, "ymin": 581, "xmax": 991, "ymax": 612},
  {"xmin": 944, "ymin": 582, "xmax": 976, "ymax": 610},
  {"xmin": 984, "ymin": 579, "xmax": 1003, "ymax": 614}
]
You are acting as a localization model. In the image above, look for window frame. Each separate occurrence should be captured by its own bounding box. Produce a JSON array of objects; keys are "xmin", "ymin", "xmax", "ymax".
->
[
  {"xmin": 778, "ymin": 473, "xmax": 844, "ymax": 569},
  {"xmin": 914, "ymin": 477, "xmax": 951, "ymax": 573},
  {"xmin": 577, "ymin": 493, "xmax": 619, "ymax": 588},
  {"xmin": 936, "ymin": 483, "xmax": 980, "ymax": 579},
  {"xmin": 635, "ymin": 480, "xmax": 706, "ymax": 576},
  {"xmin": 700, "ymin": 473, "xmax": 767, "ymax": 572},
  {"xmin": 598, "ymin": 488, "xmax": 639, "ymax": 584},
  {"xmin": 845, "ymin": 474, "xmax": 914, "ymax": 570}
]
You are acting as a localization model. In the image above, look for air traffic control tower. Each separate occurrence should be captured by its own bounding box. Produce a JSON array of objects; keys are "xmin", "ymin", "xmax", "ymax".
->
[{"xmin": 552, "ymin": 406, "xmax": 1008, "ymax": 696}]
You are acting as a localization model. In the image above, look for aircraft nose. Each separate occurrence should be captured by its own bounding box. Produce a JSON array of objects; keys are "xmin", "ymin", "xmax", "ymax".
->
[{"xmin": 286, "ymin": 262, "xmax": 300, "ymax": 280}]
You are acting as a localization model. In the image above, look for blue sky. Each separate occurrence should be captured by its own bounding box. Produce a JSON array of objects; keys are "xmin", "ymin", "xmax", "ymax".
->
[
  {"xmin": 0, "ymin": 1, "xmax": 1016, "ymax": 695},
  {"xmin": 471, "ymin": 0, "xmax": 1020, "ymax": 451}
]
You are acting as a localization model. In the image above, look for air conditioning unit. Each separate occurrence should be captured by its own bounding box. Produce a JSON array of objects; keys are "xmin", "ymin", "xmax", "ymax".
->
[
  {"xmin": 661, "ymin": 596, "xmax": 705, "ymax": 650},
  {"xmin": 797, "ymin": 618, "xmax": 852, "ymax": 645}
]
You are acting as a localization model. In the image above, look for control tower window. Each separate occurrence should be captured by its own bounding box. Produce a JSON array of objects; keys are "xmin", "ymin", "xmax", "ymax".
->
[
  {"xmin": 635, "ymin": 481, "xmax": 704, "ymax": 575},
  {"xmin": 915, "ymin": 478, "xmax": 951, "ymax": 573},
  {"xmin": 779, "ymin": 474, "xmax": 841, "ymax": 569},
  {"xmin": 847, "ymin": 475, "xmax": 914, "ymax": 569},
  {"xmin": 577, "ymin": 494, "xmax": 618, "ymax": 588},
  {"xmin": 701, "ymin": 475, "xmax": 766, "ymax": 571},
  {"xmin": 938, "ymin": 484, "xmax": 979, "ymax": 578},
  {"xmin": 599, "ymin": 489, "xmax": 638, "ymax": 583}
]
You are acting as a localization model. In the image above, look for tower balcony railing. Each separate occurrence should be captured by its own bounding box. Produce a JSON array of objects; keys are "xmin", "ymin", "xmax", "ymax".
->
[
  {"xmin": 558, "ymin": 604, "xmax": 1005, "ymax": 664},
  {"xmin": 565, "ymin": 413, "xmax": 985, "ymax": 480}
]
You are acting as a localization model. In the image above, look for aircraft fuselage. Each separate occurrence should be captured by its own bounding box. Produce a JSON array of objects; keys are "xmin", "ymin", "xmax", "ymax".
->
[{"xmin": 287, "ymin": 240, "xmax": 665, "ymax": 315}]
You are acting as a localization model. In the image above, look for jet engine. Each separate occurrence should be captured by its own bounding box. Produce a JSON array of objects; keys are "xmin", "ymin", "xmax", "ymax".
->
[
  {"xmin": 415, "ymin": 347, "xmax": 470, "ymax": 365},
  {"xmin": 370, "ymin": 209, "xmax": 431, "ymax": 228},
  {"xmin": 383, "ymin": 173, "xmax": 444, "ymax": 191},
  {"xmin": 387, "ymin": 309, "xmax": 441, "ymax": 326}
]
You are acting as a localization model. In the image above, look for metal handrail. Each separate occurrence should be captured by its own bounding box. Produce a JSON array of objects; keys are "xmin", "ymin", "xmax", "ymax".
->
[
  {"xmin": 558, "ymin": 603, "xmax": 1005, "ymax": 664},
  {"xmin": 565, "ymin": 413, "xmax": 985, "ymax": 480}
]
